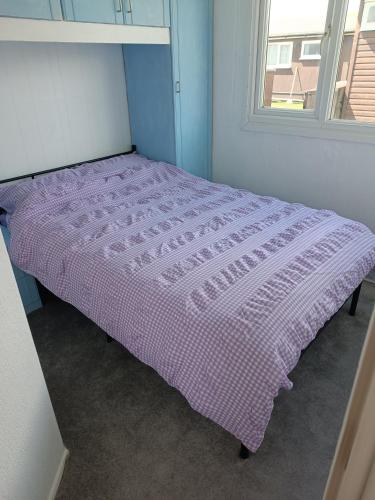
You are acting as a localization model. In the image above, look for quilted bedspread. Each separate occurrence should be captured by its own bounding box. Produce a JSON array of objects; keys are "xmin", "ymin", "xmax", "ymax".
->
[{"xmin": 6, "ymin": 154, "xmax": 375, "ymax": 451}]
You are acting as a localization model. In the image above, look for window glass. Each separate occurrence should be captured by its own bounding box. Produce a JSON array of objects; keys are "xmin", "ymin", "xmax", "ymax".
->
[
  {"xmin": 368, "ymin": 5, "xmax": 375, "ymax": 22},
  {"xmin": 279, "ymin": 44, "xmax": 292, "ymax": 65},
  {"xmin": 267, "ymin": 44, "xmax": 278, "ymax": 67},
  {"xmin": 361, "ymin": 0, "xmax": 375, "ymax": 30},
  {"xmin": 263, "ymin": 0, "xmax": 329, "ymax": 111},
  {"xmin": 331, "ymin": 0, "xmax": 375, "ymax": 123},
  {"xmin": 301, "ymin": 41, "xmax": 321, "ymax": 58}
]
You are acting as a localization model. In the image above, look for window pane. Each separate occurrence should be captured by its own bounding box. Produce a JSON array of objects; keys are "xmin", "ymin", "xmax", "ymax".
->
[
  {"xmin": 267, "ymin": 44, "xmax": 278, "ymax": 67},
  {"xmin": 331, "ymin": 0, "xmax": 375, "ymax": 123},
  {"xmin": 303, "ymin": 42, "xmax": 321, "ymax": 57},
  {"xmin": 279, "ymin": 44, "xmax": 291, "ymax": 65},
  {"xmin": 263, "ymin": 0, "xmax": 329, "ymax": 111},
  {"xmin": 368, "ymin": 5, "xmax": 375, "ymax": 23}
]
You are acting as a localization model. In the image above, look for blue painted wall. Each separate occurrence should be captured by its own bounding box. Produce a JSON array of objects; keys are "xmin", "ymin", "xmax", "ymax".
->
[{"xmin": 123, "ymin": 44, "xmax": 176, "ymax": 164}]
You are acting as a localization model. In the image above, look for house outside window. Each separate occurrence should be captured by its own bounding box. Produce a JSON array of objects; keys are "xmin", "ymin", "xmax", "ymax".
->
[{"xmin": 245, "ymin": 0, "xmax": 375, "ymax": 143}]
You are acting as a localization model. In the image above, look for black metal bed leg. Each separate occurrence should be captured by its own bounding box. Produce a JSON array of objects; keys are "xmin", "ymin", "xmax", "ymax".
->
[
  {"xmin": 106, "ymin": 334, "xmax": 113, "ymax": 343},
  {"xmin": 349, "ymin": 283, "xmax": 362, "ymax": 316},
  {"xmin": 239, "ymin": 443, "xmax": 250, "ymax": 459}
]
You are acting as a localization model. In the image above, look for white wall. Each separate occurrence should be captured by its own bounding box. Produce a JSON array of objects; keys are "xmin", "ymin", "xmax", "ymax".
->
[
  {"xmin": 0, "ymin": 233, "xmax": 67, "ymax": 500},
  {"xmin": 0, "ymin": 42, "xmax": 131, "ymax": 181},
  {"xmin": 212, "ymin": 0, "xmax": 375, "ymax": 233}
]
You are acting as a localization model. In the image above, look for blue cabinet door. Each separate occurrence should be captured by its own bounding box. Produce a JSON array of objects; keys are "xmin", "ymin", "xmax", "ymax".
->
[
  {"xmin": 124, "ymin": 0, "xmax": 170, "ymax": 27},
  {"xmin": 1, "ymin": 226, "xmax": 42, "ymax": 315},
  {"xmin": 61, "ymin": 0, "xmax": 124, "ymax": 24},
  {"xmin": 171, "ymin": 0, "xmax": 212, "ymax": 179},
  {"xmin": 123, "ymin": 44, "xmax": 176, "ymax": 164},
  {"xmin": 0, "ymin": 0, "xmax": 62, "ymax": 20}
]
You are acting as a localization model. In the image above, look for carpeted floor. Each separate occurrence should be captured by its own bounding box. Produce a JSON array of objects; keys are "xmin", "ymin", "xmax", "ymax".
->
[{"xmin": 28, "ymin": 283, "xmax": 375, "ymax": 500}]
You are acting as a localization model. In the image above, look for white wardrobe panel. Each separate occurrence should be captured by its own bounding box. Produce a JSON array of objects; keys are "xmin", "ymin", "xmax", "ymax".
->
[{"xmin": 0, "ymin": 42, "xmax": 131, "ymax": 180}]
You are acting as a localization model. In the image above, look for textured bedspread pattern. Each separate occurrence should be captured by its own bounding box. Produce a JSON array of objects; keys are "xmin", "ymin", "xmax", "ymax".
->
[{"xmin": 6, "ymin": 154, "xmax": 375, "ymax": 451}]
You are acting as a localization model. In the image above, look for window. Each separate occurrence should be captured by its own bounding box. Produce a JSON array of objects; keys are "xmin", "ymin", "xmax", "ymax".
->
[
  {"xmin": 332, "ymin": 0, "xmax": 375, "ymax": 123},
  {"xmin": 245, "ymin": 0, "xmax": 375, "ymax": 142},
  {"xmin": 300, "ymin": 40, "xmax": 321, "ymax": 60},
  {"xmin": 262, "ymin": 0, "xmax": 329, "ymax": 111},
  {"xmin": 361, "ymin": 1, "xmax": 375, "ymax": 31},
  {"xmin": 266, "ymin": 42, "xmax": 293, "ymax": 69}
]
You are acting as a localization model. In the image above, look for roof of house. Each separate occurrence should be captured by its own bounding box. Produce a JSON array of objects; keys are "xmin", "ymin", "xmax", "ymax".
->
[{"xmin": 269, "ymin": 0, "xmax": 360, "ymax": 37}]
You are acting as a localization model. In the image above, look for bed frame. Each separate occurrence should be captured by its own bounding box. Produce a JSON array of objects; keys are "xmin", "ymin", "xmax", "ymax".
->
[
  {"xmin": 0, "ymin": 146, "xmax": 136, "ymax": 184},
  {"xmin": 239, "ymin": 282, "xmax": 363, "ymax": 459},
  {"xmin": 0, "ymin": 148, "xmax": 364, "ymax": 460}
]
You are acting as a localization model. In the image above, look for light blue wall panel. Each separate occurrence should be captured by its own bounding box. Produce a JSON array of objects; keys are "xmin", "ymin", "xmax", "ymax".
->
[
  {"xmin": 0, "ymin": 0, "xmax": 62, "ymax": 20},
  {"xmin": 1, "ymin": 226, "xmax": 42, "ymax": 315},
  {"xmin": 123, "ymin": 44, "xmax": 176, "ymax": 164},
  {"xmin": 171, "ymin": 0, "xmax": 212, "ymax": 179}
]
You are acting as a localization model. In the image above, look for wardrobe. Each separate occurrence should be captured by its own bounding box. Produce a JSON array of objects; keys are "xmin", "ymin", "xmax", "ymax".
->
[{"xmin": 0, "ymin": 0, "xmax": 213, "ymax": 314}]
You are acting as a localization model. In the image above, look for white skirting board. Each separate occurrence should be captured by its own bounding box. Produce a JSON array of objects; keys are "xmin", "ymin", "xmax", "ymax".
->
[
  {"xmin": 48, "ymin": 448, "xmax": 69, "ymax": 500},
  {"xmin": 0, "ymin": 17, "xmax": 170, "ymax": 45}
]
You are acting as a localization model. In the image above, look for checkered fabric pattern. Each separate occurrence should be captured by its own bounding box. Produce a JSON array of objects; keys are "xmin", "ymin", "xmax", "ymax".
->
[{"xmin": 6, "ymin": 154, "xmax": 375, "ymax": 451}]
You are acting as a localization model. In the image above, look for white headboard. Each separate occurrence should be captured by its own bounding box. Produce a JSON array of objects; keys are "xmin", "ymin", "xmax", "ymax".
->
[{"xmin": 0, "ymin": 42, "xmax": 132, "ymax": 181}]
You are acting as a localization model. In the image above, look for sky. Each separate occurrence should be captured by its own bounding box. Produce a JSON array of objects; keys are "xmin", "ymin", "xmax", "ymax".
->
[{"xmin": 269, "ymin": 0, "xmax": 362, "ymax": 36}]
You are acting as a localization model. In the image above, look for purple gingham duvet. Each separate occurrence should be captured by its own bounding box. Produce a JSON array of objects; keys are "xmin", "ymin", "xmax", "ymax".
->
[{"xmin": 4, "ymin": 154, "xmax": 375, "ymax": 451}]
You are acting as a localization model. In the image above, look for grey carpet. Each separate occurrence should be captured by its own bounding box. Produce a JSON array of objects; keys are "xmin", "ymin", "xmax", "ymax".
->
[{"xmin": 28, "ymin": 283, "xmax": 375, "ymax": 500}]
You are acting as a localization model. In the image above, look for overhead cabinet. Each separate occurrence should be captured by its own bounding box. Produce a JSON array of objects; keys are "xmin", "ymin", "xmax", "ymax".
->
[
  {"xmin": 125, "ymin": 0, "xmax": 170, "ymax": 27},
  {"xmin": 61, "ymin": 0, "xmax": 125, "ymax": 24},
  {"xmin": 124, "ymin": 0, "xmax": 212, "ymax": 179},
  {"xmin": 61, "ymin": 0, "xmax": 170, "ymax": 26},
  {"xmin": 0, "ymin": 0, "xmax": 170, "ymax": 27},
  {"xmin": 0, "ymin": 0, "xmax": 63, "ymax": 20}
]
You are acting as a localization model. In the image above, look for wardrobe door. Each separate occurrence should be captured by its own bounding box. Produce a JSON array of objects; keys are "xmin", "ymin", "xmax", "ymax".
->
[
  {"xmin": 123, "ymin": 44, "xmax": 176, "ymax": 164},
  {"xmin": 0, "ymin": 0, "xmax": 62, "ymax": 20},
  {"xmin": 124, "ymin": 0, "xmax": 170, "ymax": 27},
  {"xmin": 61, "ymin": 0, "xmax": 124, "ymax": 24},
  {"xmin": 171, "ymin": 0, "xmax": 212, "ymax": 179}
]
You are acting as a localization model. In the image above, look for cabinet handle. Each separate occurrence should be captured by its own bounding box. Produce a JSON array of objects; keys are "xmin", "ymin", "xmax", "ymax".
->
[
  {"xmin": 114, "ymin": 0, "xmax": 123, "ymax": 12},
  {"xmin": 127, "ymin": 0, "xmax": 132, "ymax": 14},
  {"xmin": 175, "ymin": 81, "xmax": 181, "ymax": 94}
]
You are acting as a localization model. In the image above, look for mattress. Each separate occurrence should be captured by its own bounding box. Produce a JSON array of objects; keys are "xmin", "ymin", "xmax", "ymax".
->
[{"xmin": 4, "ymin": 154, "xmax": 375, "ymax": 451}]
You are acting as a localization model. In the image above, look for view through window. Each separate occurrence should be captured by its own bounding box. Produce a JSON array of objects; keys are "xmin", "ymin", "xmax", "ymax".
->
[
  {"xmin": 263, "ymin": 0, "xmax": 375, "ymax": 122},
  {"xmin": 263, "ymin": 0, "xmax": 329, "ymax": 111},
  {"xmin": 332, "ymin": 0, "xmax": 375, "ymax": 122}
]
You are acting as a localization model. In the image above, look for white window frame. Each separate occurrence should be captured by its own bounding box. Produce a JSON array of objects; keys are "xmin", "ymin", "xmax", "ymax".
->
[
  {"xmin": 267, "ymin": 41, "xmax": 293, "ymax": 69},
  {"xmin": 300, "ymin": 40, "xmax": 321, "ymax": 60},
  {"xmin": 361, "ymin": 1, "xmax": 375, "ymax": 31},
  {"xmin": 243, "ymin": 0, "xmax": 375, "ymax": 145}
]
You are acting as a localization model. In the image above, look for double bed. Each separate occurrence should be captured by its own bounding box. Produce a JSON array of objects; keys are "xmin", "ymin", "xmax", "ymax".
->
[{"xmin": 1, "ymin": 151, "xmax": 375, "ymax": 457}]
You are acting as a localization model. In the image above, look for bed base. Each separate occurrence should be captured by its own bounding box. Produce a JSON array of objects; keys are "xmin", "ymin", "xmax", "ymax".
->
[
  {"xmin": 349, "ymin": 283, "xmax": 362, "ymax": 316},
  {"xmin": 0, "ymin": 146, "xmax": 136, "ymax": 184},
  {"xmin": 238, "ymin": 282, "xmax": 363, "ymax": 459}
]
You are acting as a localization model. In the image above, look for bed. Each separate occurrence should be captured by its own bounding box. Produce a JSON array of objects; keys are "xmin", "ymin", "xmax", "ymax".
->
[{"xmin": 1, "ymin": 151, "xmax": 375, "ymax": 457}]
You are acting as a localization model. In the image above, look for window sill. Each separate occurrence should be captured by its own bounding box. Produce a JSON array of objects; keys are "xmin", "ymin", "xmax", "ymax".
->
[
  {"xmin": 299, "ymin": 56, "xmax": 321, "ymax": 61},
  {"xmin": 266, "ymin": 65, "xmax": 292, "ymax": 70},
  {"xmin": 242, "ymin": 113, "xmax": 375, "ymax": 146}
]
